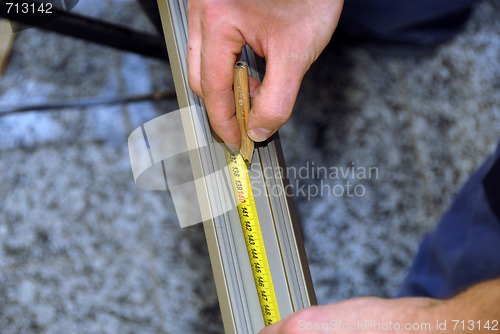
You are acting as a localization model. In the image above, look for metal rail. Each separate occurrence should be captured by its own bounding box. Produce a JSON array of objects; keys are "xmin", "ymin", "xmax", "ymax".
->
[{"xmin": 156, "ymin": 0, "xmax": 316, "ymax": 332}]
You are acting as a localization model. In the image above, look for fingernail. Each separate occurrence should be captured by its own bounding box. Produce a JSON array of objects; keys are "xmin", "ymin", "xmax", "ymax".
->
[
  {"xmin": 248, "ymin": 128, "xmax": 272, "ymax": 142},
  {"xmin": 226, "ymin": 143, "xmax": 240, "ymax": 153}
]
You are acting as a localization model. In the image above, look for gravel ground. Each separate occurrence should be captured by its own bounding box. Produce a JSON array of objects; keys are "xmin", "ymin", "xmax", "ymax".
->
[{"xmin": 0, "ymin": 0, "xmax": 499, "ymax": 333}]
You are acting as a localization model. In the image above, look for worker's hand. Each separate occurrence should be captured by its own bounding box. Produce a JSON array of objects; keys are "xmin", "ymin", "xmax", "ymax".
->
[
  {"xmin": 260, "ymin": 278, "xmax": 500, "ymax": 334},
  {"xmin": 259, "ymin": 297, "xmax": 442, "ymax": 334},
  {"xmin": 187, "ymin": 0, "xmax": 343, "ymax": 150}
]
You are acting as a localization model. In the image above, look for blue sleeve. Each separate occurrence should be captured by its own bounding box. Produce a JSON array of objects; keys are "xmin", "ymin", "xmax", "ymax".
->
[{"xmin": 398, "ymin": 140, "xmax": 500, "ymax": 298}]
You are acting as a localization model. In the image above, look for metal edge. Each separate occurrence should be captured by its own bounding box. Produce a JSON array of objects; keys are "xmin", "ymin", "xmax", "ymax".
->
[
  {"xmin": 156, "ymin": 1, "xmax": 237, "ymax": 333},
  {"xmin": 245, "ymin": 48, "xmax": 317, "ymax": 309},
  {"xmin": 156, "ymin": 0, "xmax": 316, "ymax": 331},
  {"xmin": 267, "ymin": 136, "xmax": 318, "ymax": 307}
]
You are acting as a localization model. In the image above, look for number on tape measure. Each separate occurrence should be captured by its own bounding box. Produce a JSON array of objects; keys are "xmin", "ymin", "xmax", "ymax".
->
[{"xmin": 225, "ymin": 152, "xmax": 281, "ymax": 326}]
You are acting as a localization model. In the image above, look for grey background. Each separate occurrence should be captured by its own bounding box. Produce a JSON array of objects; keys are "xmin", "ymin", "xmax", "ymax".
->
[{"xmin": 0, "ymin": 0, "xmax": 499, "ymax": 332}]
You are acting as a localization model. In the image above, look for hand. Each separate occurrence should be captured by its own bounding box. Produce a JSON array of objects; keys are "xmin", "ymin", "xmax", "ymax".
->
[
  {"xmin": 259, "ymin": 297, "xmax": 440, "ymax": 334},
  {"xmin": 188, "ymin": 0, "xmax": 343, "ymax": 149},
  {"xmin": 259, "ymin": 278, "xmax": 500, "ymax": 334}
]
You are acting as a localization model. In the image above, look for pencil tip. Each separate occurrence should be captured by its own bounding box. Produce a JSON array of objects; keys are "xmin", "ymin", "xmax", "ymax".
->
[{"xmin": 241, "ymin": 148, "xmax": 253, "ymax": 168}]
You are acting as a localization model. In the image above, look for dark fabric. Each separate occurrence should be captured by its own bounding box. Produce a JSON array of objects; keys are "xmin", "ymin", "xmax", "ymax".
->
[
  {"xmin": 483, "ymin": 158, "xmax": 500, "ymax": 221},
  {"xmin": 398, "ymin": 140, "xmax": 500, "ymax": 298},
  {"xmin": 337, "ymin": 0, "xmax": 477, "ymax": 46}
]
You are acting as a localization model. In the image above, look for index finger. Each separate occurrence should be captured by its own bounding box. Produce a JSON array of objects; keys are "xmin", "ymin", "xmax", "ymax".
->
[{"xmin": 200, "ymin": 27, "xmax": 245, "ymax": 149}]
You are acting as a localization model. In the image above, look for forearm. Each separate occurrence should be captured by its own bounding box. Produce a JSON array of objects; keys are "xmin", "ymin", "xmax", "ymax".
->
[
  {"xmin": 260, "ymin": 279, "xmax": 500, "ymax": 334},
  {"xmin": 434, "ymin": 278, "xmax": 500, "ymax": 333}
]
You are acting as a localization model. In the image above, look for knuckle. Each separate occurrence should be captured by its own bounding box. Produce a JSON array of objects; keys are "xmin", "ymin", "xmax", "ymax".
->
[
  {"xmin": 200, "ymin": 77, "xmax": 229, "ymax": 97},
  {"xmin": 263, "ymin": 106, "xmax": 292, "ymax": 127},
  {"xmin": 188, "ymin": 73, "xmax": 202, "ymax": 97},
  {"xmin": 274, "ymin": 110, "xmax": 292, "ymax": 125},
  {"xmin": 200, "ymin": 0, "xmax": 226, "ymax": 25}
]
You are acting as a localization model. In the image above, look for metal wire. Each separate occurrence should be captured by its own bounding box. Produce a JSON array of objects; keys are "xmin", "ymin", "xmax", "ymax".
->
[{"xmin": 0, "ymin": 89, "xmax": 176, "ymax": 116}]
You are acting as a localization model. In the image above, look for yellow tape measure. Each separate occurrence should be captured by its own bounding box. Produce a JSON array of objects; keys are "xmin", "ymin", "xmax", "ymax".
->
[{"xmin": 225, "ymin": 151, "xmax": 281, "ymax": 326}]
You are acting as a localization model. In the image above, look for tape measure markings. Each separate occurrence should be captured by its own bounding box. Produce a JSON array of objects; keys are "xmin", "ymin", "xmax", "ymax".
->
[{"xmin": 225, "ymin": 151, "xmax": 281, "ymax": 326}]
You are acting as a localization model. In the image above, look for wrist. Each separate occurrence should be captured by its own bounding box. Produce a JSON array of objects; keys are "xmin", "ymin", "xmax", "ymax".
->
[
  {"xmin": 396, "ymin": 297, "xmax": 445, "ymax": 333},
  {"xmin": 428, "ymin": 280, "xmax": 500, "ymax": 334}
]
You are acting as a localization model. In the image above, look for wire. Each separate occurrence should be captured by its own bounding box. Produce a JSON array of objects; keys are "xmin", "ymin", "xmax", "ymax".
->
[{"xmin": 0, "ymin": 89, "xmax": 176, "ymax": 116}]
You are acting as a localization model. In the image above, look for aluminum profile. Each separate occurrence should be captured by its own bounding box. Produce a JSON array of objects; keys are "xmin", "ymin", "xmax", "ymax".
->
[{"xmin": 156, "ymin": 1, "xmax": 317, "ymax": 332}]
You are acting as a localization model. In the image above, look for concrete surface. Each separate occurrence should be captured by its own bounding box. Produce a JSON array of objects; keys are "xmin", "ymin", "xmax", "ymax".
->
[{"xmin": 0, "ymin": 0, "xmax": 499, "ymax": 333}]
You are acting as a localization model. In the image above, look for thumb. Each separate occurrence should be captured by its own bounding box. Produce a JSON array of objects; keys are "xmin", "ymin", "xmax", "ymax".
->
[{"xmin": 247, "ymin": 57, "xmax": 306, "ymax": 142}]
